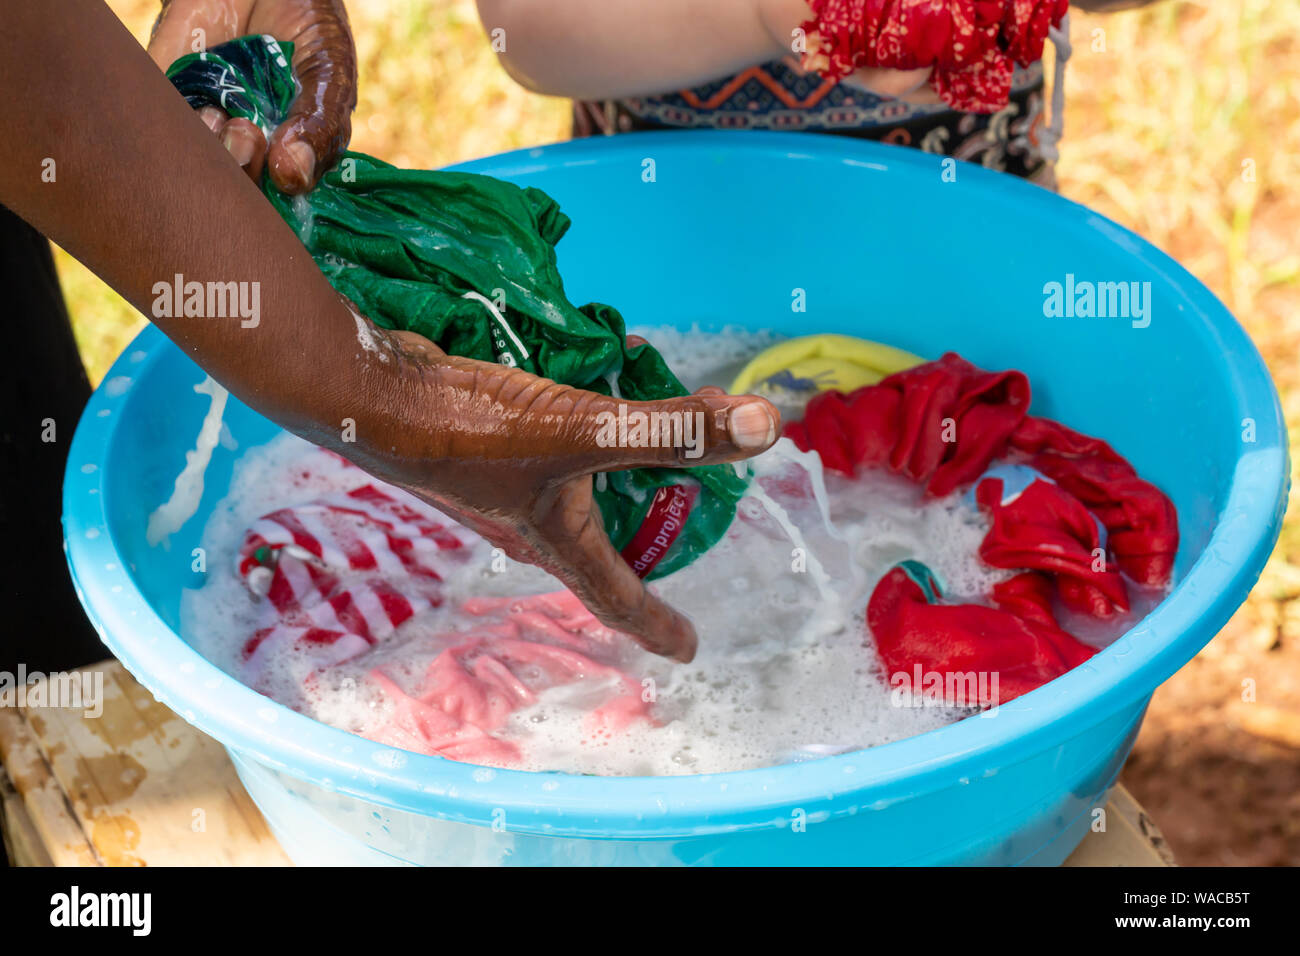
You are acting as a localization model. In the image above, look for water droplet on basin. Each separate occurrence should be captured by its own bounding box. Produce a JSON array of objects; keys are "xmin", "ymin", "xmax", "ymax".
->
[{"xmin": 372, "ymin": 749, "xmax": 408, "ymax": 770}]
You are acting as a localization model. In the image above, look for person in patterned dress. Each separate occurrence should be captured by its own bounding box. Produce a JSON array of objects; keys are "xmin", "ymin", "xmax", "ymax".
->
[{"xmin": 477, "ymin": 0, "xmax": 1147, "ymax": 186}]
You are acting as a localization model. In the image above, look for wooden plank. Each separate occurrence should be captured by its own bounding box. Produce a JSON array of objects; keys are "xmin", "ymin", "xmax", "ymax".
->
[
  {"xmin": 0, "ymin": 707, "xmax": 99, "ymax": 865},
  {"xmin": 2, "ymin": 660, "xmax": 289, "ymax": 866},
  {"xmin": 4, "ymin": 658, "xmax": 1170, "ymax": 866},
  {"xmin": 1064, "ymin": 783, "xmax": 1175, "ymax": 866},
  {"xmin": 1, "ymin": 770, "xmax": 56, "ymax": 867}
]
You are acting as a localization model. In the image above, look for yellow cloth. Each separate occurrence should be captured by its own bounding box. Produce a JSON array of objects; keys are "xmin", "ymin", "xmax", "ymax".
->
[{"xmin": 730, "ymin": 334, "xmax": 924, "ymax": 400}]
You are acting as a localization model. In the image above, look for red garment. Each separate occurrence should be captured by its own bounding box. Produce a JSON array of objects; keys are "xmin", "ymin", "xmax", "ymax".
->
[
  {"xmin": 976, "ymin": 476, "xmax": 1128, "ymax": 619},
  {"xmin": 800, "ymin": 0, "xmax": 1069, "ymax": 113},
  {"xmin": 785, "ymin": 352, "xmax": 1030, "ymax": 495},
  {"xmin": 784, "ymin": 352, "xmax": 1179, "ymax": 587},
  {"xmin": 237, "ymin": 479, "xmax": 465, "ymax": 584},
  {"xmin": 868, "ymin": 566, "xmax": 1097, "ymax": 705},
  {"xmin": 1010, "ymin": 417, "xmax": 1178, "ymax": 586},
  {"xmin": 786, "ymin": 350, "xmax": 1177, "ymax": 702}
]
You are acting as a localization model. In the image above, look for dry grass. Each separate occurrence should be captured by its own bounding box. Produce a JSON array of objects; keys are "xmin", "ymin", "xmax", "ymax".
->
[{"xmin": 67, "ymin": 0, "xmax": 1300, "ymax": 863}]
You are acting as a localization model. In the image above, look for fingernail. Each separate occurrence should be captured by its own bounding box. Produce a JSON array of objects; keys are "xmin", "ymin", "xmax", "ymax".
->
[
  {"xmin": 198, "ymin": 107, "xmax": 224, "ymax": 132},
  {"xmin": 222, "ymin": 128, "xmax": 254, "ymax": 166},
  {"xmin": 729, "ymin": 401, "xmax": 776, "ymax": 450},
  {"xmin": 285, "ymin": 139, "xmax": 315, "ymax": 187}
]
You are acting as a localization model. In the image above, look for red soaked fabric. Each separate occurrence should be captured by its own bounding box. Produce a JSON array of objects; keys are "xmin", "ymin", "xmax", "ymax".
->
[
  {"xmin": 786, "ymin": 350, "xmax": 1177, "ymax": 702},
  {"xmin": 800, "ymin": 0, "xmax": 1069, "ymax": 113},
  {"xmin": 1010, "ymin": 417, "xmax": 1179, "ymax": 586},
  {"xmin": 784, "ymin": 352, "xmax": 1030, "ymax": 495},
  {"xmin": 976, "ymin": 476, "xmax": 1129, "ymax": 619},
  {"xmin": 784, "ymin": 352, "xmax": 1178, "ymax": 589},
  {"xmin": 868, "ymin": 566, "xmax": 1097, "ymax": 705}
]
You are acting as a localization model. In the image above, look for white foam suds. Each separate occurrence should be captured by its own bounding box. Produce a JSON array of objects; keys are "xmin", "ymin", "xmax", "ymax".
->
[
  {"xmin": 626, "ymin": 324, "xmax": 781, "ymax": 393},
  {"xmin": 147, "ymin": 376, "xmax": 228, "ymax": 546}
]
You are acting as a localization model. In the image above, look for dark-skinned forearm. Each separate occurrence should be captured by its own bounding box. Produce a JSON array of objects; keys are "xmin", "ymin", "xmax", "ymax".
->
[{"xmin": 0, "ymin": 0, "xmax": 373, "ymax": 452}]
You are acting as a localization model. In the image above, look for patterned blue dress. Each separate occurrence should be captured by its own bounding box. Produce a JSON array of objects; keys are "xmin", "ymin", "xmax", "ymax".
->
[{"xmin": 573, "ymin": 56, "xmax": 1055, "ymax": 184}]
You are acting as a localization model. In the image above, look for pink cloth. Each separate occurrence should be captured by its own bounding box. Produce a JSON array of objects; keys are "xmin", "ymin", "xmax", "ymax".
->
[{"xmin": 368, "ymin": 592, "xmax": 653, "ymax": 765}]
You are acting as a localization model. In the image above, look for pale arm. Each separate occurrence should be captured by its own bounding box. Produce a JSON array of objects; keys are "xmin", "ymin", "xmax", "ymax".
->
[{"xmin": 476, "ymin": 0, "xmax": 937, "ymax": 101}]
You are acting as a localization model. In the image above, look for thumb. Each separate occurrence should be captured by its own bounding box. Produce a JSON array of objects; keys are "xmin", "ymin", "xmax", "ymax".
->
[
  {"xmin": 266, "ymin": 9, "xmax": 358, "ymax": 193},
  {"xmin": 404, "ymin": 348, "xmax": 782, "ymax": 478},
  {"xmin": 543, "ymin": 390, "xmax": 781, "ymax": 481}
]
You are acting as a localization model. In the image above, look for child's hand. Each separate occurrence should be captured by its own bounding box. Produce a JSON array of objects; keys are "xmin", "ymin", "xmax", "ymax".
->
[
  {"xmin": 766, "ymin": 0, "xmax": 944, "ymax": 103},
  {"xmin": 148, "ymin": 0, "xmax": 356, "ymax": 193},
  {"xmin": 343, "ymin": 322, "xmax": 780, "ymax": 662}
]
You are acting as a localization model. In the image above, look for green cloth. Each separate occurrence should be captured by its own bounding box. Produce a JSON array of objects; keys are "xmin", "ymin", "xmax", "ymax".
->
[{"xmin": 166, "ymin": 35, "xmax": 747, "ymax": 579}]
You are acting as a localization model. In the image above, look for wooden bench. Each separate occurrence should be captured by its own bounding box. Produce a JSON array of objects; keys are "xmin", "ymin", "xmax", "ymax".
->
[{"xmin": 0, "ymin": 660, "xmax": 1174, "ymax": 866}]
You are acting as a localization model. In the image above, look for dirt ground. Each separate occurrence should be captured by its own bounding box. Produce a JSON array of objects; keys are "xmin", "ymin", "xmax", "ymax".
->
[
  {"xmin": 1122, "ymin": 599, "xmax": 1300, "ymax": 865},
  {"xmin": 78, "ymin": 1, "xmax": 1300, "ymax": 865}
]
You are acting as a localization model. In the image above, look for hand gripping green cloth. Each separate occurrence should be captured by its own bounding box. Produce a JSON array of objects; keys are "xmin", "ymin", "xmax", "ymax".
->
[{"xmin": 166, "ymin": 35, "xmax": 748, "ymax": 580}]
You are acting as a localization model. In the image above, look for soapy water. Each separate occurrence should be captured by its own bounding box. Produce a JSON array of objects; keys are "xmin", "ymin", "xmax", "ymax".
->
[{"xmin": 182, "ymin": 329, "xmax": 1152, "ymax": 776}]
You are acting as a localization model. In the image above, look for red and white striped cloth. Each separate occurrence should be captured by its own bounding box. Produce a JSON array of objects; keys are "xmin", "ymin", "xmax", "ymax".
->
[
  {"xmin": 236, "ymin": 472, "xmax": 469, "ymax": 685},
  {"xmin": 232, "ymin": 456, "xmax": 652, "ymax": 765}
]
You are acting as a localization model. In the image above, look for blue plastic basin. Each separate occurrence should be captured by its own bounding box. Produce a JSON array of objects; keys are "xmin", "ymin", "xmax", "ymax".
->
[{"xmin": 63, "ymin": 132, "xmax": 1288, "ymax": 865}]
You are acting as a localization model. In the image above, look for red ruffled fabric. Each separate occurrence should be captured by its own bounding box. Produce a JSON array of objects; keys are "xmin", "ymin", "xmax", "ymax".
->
[
  {"xmin": 786, "ymin": 351, "xmax": 1178, "ymax": 704},
  {"xmin": 1010, "ymin": 418, "xmax": 1179, "ymax": 586},
  {"xmin": 785, "ymin": 352, "xmax": 1179, "ymax": 588},
  {"xmin": 800, "ymin": 0, "xmax": 1069, "ymax": 113},
  {"xmin": 976, "ymin": 475, "xmax": 1129, "ymax": 619}
]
